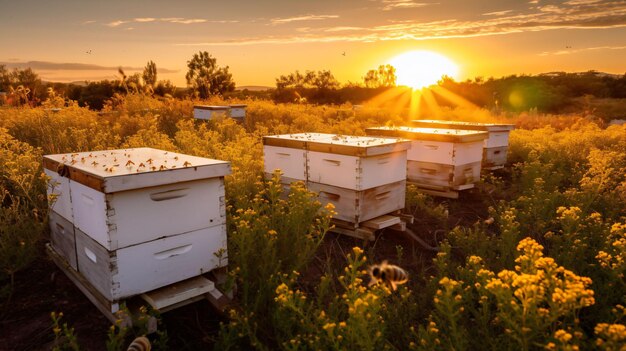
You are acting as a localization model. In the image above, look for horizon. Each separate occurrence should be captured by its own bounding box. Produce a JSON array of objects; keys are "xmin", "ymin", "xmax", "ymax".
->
[{"xmin": 1, "ymin": 0, "xmax": 625, "ymax": 87}]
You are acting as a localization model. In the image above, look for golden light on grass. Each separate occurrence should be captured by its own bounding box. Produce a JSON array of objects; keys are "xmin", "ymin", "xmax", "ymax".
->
[{"xmin": 389, "ymin": 51, "xmax": 459, "ymax": 89}]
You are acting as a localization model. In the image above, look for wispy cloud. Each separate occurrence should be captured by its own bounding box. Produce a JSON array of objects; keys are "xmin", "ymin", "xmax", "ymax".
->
[
  {"xmin": 538, "ymin": 45, "xmax": 626, "ymax": 56},
  {"xmin": 82, "ymin": 20, "xmax": 96, "ymax": 25},
  {"xmin": 0, "ymin": 61, "xmax": 179, "ymax": 73},
  {"xmin": 166, "ymin": 18, "xmax": 206, "ymax": 24},
  {"xmin": 134, "ymin": 17, "xmax": 156, "ymax": 22},
  {"xmin": 177, "ymin": 1, "xmax": 626, "ymax": 46},
  {"xmin": 381, "ymin": 0, "xmax": 435, "ymax": 11},
  {"xmin": 107, "ymin": 20, "xmax": 128, "ymax": 27},
  {"xmin": 483, "ymin": 10, "xmax": 513, "ymax": 16},
  {"xmin": 270, "ymin": 14, "xmax": 339, "ymax": 25}
]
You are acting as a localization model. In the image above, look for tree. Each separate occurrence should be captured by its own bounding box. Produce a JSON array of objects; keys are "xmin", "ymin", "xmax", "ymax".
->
[
  {"xmin": 143, "ymin": 60, "xmax": 157, "ymax": 87},
  {"xmin": 185, "ymin": 51, "xmax": 235, "ymax": 98},
  {"xmin": 363, "ymin": 64, "xmax": 396, "ymax": 88}
]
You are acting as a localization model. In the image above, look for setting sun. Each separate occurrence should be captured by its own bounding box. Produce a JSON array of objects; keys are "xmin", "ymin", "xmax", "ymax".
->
[{"xmin": 389, "ymin": 51, "xmax": 459, "ymax": 89}]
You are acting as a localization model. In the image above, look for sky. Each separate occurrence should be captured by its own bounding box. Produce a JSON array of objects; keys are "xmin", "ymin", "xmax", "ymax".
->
[{"xmin": 1, "ymin": 0, "xmax": 625, "ymax": 87}]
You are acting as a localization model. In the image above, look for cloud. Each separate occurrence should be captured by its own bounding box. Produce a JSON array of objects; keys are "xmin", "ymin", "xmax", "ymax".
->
[
  {"xmin": 134, "ymin": 17, "xmax": 156, "ymax": 22},
  {"xmin": 483, "ymin": 10, "xmax": 513, "ymax": 16},
  {"xmin": 165, "ymin": 18, "xmax": 206, "ymax": 24},
  {"xmin": 177, "ymin": 1, "xmax": 626, "ymax": 45},
  {"xmin": 270, "ymin": 14, "xmax": 339, "ymax": 25},
  {"xmin": 538, "ymin": 45, "xmax": 626, "ymax": 56},
  {"xmin": 107, "ymin": 20, "xmax": 128, "ymax": 27},
  {"xmin": 0, "ymin": 61, "xmax": 179, "ymax": 73},
  {"xmin": 381, "ymin": 1, "xmax": 435, "ymax": 11},
  {"xmin": 82, "ymin": 20, "xmax": 96, "ymax": 25}
]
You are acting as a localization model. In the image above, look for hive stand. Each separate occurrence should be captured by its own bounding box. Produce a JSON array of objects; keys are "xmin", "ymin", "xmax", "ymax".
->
[{"xmin": 329, "ymin": 211, "xmax": 414, "ymax": 241}]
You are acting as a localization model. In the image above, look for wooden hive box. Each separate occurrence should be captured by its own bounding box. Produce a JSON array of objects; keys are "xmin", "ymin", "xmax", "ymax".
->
[
  {"xmin": 410, "ymin": 120, "xmax": 515, "ymax": 170},
  {"xmin": 365, "ymin": 126, "xmax": 488, "ymax": 192},
  {"xmin": 263, "ymin": 133, "xmax": 410, "ymax": 223},
  {"xmin": 43, "ymin": 148, "xmax": 231, "ymax": 300},
  {"xmin": 193, "ymin": 105, "xmax": 230, "ymax": 120},
  {"xmin": 229, "ymin": 104, "xmax": 247, "ymax": 120}
]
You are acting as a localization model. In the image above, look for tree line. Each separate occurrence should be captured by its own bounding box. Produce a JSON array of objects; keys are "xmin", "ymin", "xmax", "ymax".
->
[{"xmin": 1, "ymin": 51, "xmax": 625, "ymax": 116}]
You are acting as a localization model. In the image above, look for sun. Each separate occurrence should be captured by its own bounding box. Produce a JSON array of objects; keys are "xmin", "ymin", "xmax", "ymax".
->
[{"xmin": 389, "ymin": 51, "xmax": 459, "ymax": 89}]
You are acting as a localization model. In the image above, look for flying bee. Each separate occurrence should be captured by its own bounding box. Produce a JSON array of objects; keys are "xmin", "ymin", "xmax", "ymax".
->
[
  {"xmin": 127, "ymin": 336, "xmax": 151, "ymax": 351},
  {"xmin": 368, "ymin": 261, "xmax": 408, "ymax": 291}
]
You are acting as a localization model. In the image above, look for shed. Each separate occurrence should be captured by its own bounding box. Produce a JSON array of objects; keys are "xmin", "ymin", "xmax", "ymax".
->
[
  {"xmin": 43, "ymin": 148, "xmax": 231, "ymax": 303},
  {"xmin": 410, "ymin": 120, "xmax": 515, "ymax": 170}
]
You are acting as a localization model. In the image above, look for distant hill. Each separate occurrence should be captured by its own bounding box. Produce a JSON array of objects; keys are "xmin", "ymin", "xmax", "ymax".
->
[{"xmin": 237, "ymin": 85, "xmax": 272, "ymax": 91}]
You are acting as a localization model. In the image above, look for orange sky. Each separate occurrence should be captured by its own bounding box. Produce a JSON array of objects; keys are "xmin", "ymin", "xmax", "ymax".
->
[{"xmin": 1, "ymin": 0, "xmax": 625, "ymax": 87}]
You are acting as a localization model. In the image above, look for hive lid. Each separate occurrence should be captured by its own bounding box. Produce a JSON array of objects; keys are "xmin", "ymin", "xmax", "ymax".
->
[
  {"xmin": 263, "ymin": 132, "xmax": 410, "ymax": 156},
  {"xmin": 410, "ymin": 119, "xmax": 515, "ymax": 132},
  {"xmin": 43, "ymin": 147, "xmax": 231, "ymax": 193},
  {"xmin": 193, "ymin": 105, "xmax": 231, "ymax": 110},
  {"xmin": 229, "ymin": 104, "xmax": 247, "ymax": 108},
  {"xmin": 365, "ymin": 126, "xmax": 488, "ymax": 143}
]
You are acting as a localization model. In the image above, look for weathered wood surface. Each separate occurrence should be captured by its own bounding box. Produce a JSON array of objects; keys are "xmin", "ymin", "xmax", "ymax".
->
[{"xmin": 49, "ymin": 211, "xmax": 77, "ymax": 270}]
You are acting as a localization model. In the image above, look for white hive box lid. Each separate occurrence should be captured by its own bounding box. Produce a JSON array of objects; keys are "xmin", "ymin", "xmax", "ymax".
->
[
  {"xmin": 194, "ymin": 105, "xmax": 231, "ymax": 110},
  {"xmin": 43, "ymin": 148, "xmax": 231, "ymax": 193},
  {"xmin": 365, "ymin": 126, "xmax": 488, "ymax": 143},
  {"xmin": 411, "ymin": 119, "xmax": 515, "ymax": 132},
  {"xmin": 263, "ymin": 133, "xmax": 410, "ymax": 156}
]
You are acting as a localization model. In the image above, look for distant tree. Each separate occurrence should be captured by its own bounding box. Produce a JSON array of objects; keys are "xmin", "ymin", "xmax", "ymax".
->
[
  {"xmin": 185, "ymin": 51, "xmax": 235, "ymax": 98},
  {"xmin": 154, "ymin": 80, "xmax": 176, "ymax": 97},
  {"xmin": 310, "ymin": 70, "xmax": 339, "ymax": 90},
  {"xmin": 0, "ymin": 65, "xmax": 11, "ymax": 92},
  {"xmin": 143, "ymin": 60, "xmax": 157, "ymax": 87},
  {"xmin": 363, "ymin": 64, "xmax": 396, "ymax": 88}
]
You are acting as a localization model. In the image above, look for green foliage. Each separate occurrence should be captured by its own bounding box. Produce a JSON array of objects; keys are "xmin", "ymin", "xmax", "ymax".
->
[
  {"xmin": 186, "ymin": 51, "xmax": 236, "ymax": 98},
  {"xmin": 51, "ymin": 312, "xmax": 80, "ymax": 351}
]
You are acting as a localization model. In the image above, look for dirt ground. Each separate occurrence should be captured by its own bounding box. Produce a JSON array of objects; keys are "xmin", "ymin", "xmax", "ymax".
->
[{"xmin": 0, "ymin": 187, "xmax": 492, "ymax": 351}]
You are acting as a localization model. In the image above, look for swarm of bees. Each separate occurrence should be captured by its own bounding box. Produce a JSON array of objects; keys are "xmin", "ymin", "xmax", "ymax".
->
[
  {"xmin": 368, "ymin": 261, "xmax": 408, "ymax": 291},
  {"xmin": 55, "ymin": 150, "xmax": 192, "ymax": 174},
  {"xmin": 126, "ymin": 336, "xmax": 151, "ymax": 351}
]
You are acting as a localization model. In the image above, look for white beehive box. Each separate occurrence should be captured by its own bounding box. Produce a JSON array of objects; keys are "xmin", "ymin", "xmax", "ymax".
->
[
  {"xmin": 263, "ymin": 133, "xmax": 410, "ymax": 223},
  {"xmin": 193, "ymin": 105, "xmax": 230, "ymax": 120},
  {"xmin": 365, "ymin": 126, "xmax": 488, "ymax": 191},
  {"xmin": 43, "ymin": 147, "xmax": 231, "ymax": 300},
  {"xmin": 411, "ymin": 120, "xmax": 514, "ymax": 170},
  {"xmin": 229, "ymin": 104, "xmax": 247, "ymax": 120}
]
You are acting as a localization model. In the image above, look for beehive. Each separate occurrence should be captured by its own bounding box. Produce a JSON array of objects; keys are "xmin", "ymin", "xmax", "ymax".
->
[
  {"xmin": 229, "ymin": 104, "xmax": 247, "ymax": 121},
  {"xmin": 43, "ymin": 148, "xmax": 231, "ymax": 301},
  {"xmin": 365, "ymin": 126, "xmax": 488, "ymax": 192},
  {"xmin": 263, "ymin": 133, "xmax": 410, "ymax": 223},
  {"xmin": 193, "ymin": 105, "xmax": 230, "ymax": 120},
  {"xmin": 410, "ymin": 120, "xmax": 515, "ymax": 170}
]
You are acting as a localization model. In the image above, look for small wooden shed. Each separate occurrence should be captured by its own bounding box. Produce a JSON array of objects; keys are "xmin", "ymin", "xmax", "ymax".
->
[
  {"xmin": 44, "ymin": 148, "xmax": 231, "ymax": 312},
  {"xmin": 410, "ymin": 120, "xmax": 515, "ymax": 170},
  {"xmin": 263, "ymin": 133, "xmax": 410, "ymax": 225},
  {"xmin": 365, "ymin": 126, "xmax": 488, "ymax": 198},
  {"xmin": 193, "ymin": 105, "xmax": 230, "ymax": 120}
]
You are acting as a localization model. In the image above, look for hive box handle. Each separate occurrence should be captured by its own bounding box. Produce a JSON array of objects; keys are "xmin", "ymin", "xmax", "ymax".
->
[
  {"xmin": 150, "ymin": 188, "xmax": 189, "ymax": 202},
  {"xmin": 84, "ymin": 247, "xmax": 97, "ymax": 263},
  {"xmin": 425, "ymin": 145, "xmax": 439, "ymax": 150},
  {"xmin": 319, "ymin": 191, "xmax": 340, "ymax": 201},
  {"xmin": 377, "ymin": 156, "xmax": 390, "ymax": 165},
  {"xmin": 323, "ymin": 159, "xmax": 341, "ymax": 166},
  {"xmin": 154, "ymin": 244, "xmax": 192, "ymax": 260},
  {"xmin": 375, "ymin": 191, "xmax": 391, "ymax": 200},
  {"xmin": 55, "ymin": 223, "xmax": 65, "ymax": 234}
]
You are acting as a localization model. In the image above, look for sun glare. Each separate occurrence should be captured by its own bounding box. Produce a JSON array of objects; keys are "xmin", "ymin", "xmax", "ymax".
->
[{"xmin": 389, "ymin": 51, "xmax": 459, "ymax": 89}]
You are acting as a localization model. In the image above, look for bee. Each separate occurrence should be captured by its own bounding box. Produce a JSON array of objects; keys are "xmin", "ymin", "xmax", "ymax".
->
[
  {"xmin": 56, "ymin": 164, "xmax": 70, "ymax": 177},
  {"xmin": 126, "ymin": 160, "xmax": 135, "ymax": 167},
  {"xmin": 158, "ymin": 165, "xmax": 167, "ymax": 171},
  {"xmin": 183, "ymin": 161, "xmax": 192, "ymax": 167},
  {"xmin": 368, "ymin": 261, "xmax": 408, "ymax": 291},
  {"xmin": 91, "ymin": 161, "xmax": 98, "ymax": 167},
  {"xmin": 80, "ymin": 157, "xmax": 86, "ymax": 163},
  {"xmin": 138, "ymin": 162, "xmax": 146, "ymax": 168},
  {"xmin": 174, "ymin": 156, "xmax": 179, "ymax": 161},
  {"xmin": 150, "ymin": 166, "xmax": 157, "ymax": 171},
  {"xmin": 146, "ymin": 158, "xmax": 153, "ymax": 165},
  {"xmin": 127, "ymin": 336, "xmax": 151, "ymax": 351}
]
